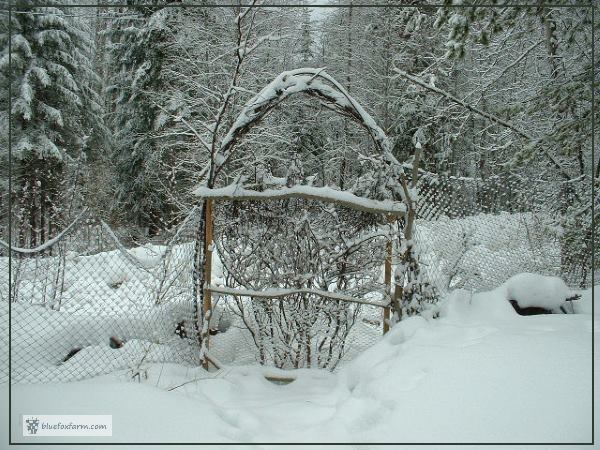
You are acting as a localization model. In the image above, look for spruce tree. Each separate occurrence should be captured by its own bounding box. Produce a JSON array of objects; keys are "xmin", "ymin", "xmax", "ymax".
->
[
  {"xmin": 105, "ymin": 1, "xmax": 178, "ymax": 236},
  {"xmin": 0, "ymin": 1, "xmax": 105, "ymax": 247}
]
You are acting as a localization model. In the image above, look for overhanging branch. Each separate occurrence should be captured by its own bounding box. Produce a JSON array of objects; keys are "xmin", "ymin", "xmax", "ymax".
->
[{"xmin": 393, "ymin": 68, "xmax": 574, "ymax": 182}]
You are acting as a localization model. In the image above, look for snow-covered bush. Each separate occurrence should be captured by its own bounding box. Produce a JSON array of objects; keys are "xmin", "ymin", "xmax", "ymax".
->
[{"xmin": 215, "ymin": 197, "xmax": 387, "ymax": 370}]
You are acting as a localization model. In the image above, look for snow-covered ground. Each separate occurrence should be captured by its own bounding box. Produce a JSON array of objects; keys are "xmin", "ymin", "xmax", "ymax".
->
[
  {"xmin": 1, "ymin": 212, "xmax": 594, "ymax": 446},
  {"xmin": 3, "ymin": 282, "xmax": 595, "ymax": 446}
]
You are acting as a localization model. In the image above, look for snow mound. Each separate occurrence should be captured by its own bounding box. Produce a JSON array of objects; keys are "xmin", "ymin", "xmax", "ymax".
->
[
  {"xmin": 127, "ymin": 244, "xmax": 165, "ymax": 269},
  {"xmin": 439, "ymin": 288, "xmax": 518, "ymax": 322},
  {"xmin": 502, "ymin": 272, "xmax": 573, "ymax": 310}
]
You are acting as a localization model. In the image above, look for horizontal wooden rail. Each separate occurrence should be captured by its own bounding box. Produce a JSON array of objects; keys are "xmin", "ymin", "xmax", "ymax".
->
[
  {"xmin": 206, "ymin": 285, "xmax": 388, "ymax": 308},
  {"xmin": 193, "ymin": 184, "xmax": 406, "ymax": 217}
]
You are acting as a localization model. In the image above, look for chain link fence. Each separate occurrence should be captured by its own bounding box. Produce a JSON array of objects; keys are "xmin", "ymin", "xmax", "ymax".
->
[
  {"xmin": 2, "ymin": 210, "xmax": 203, "ymax": 384},
  {"xmin": 414, "ymin": 173, "xmax": 592, "ymax": 294},
  {"xmin": 1, "ymin": 173, "xmax": 593, "ymax": 383}
]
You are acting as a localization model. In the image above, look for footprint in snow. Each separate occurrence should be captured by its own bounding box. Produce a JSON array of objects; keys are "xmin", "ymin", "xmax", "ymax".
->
[{"xmin": 215, "ymin": 408, "xmax": 243, "ymax": 429}]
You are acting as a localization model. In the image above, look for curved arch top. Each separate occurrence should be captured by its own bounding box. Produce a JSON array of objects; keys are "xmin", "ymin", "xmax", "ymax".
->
[{"xmin": 211, "ymin": 68, "xmax": 406, "ymax": 189}]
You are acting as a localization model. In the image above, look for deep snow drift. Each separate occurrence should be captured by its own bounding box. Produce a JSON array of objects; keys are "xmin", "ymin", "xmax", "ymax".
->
[
  {"xmin": 502, "ymin": 272, "xmax": 576, "ymax": 310},
  {"xmin": 4, "ymin": 282, "xmax": 595, "ymax": 445}
]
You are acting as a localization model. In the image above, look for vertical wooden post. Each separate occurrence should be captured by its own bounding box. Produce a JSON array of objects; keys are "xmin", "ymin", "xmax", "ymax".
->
[
  {"xmin": 383, "ymin": 236, "xmax": 392, "ymax": 334},
  {"xmin": 202, "ymin": 199, "xmax": 214, "ymax": 369},
  {"xmin": 394, "ymin": 143, "xmax": 423, "ymax": 320},
  {"xmin": 403, "ymin": 143, "xmax": 422, "ymax": 243},
  {"xmin": 204, "ymin": 199, "xmax": 213, "ymax": 309}
]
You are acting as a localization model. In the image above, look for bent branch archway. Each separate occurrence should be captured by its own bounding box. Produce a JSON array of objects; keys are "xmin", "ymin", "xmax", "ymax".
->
[{"xmin": 192, "ymin": 68, "xmax": 427, "ymax": 367}]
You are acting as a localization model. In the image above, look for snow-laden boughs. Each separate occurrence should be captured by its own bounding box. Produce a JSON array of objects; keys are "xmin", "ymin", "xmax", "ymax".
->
[
  {"xmin": 104, "ymin": 2, "xmax": 182, "ymax": 235},
  {"xmin": 435, "ymin": 1, "xmax": 596, "ymax": 287},
  {"xmin": 393, "ymin": 239, "xmax": 438, "ymax": 320},
  {"xmin": 1, "ymin": 0, "xmax": 105, "ymax": 248}
]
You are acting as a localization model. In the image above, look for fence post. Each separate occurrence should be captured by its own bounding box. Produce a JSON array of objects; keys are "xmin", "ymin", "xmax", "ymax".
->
[
  {"xmin": 383, "ymin": 227, "xmax": 392, "ymax": 334},
  {"xmin": 383, "ymin": 216, "xmax": 396, "ymax": 334},
  {"xmin": 202, "ymin": 199, "xmax": 214, "ymax": 369},
  {"xmin": 394, "ymin": 142, "xmax": 423, "ymax": 319}
]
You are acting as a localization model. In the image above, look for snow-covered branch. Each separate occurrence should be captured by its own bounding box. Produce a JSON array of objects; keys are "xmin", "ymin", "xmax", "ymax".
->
[
  {"xmin": 393, "ymin": 68, "xmax": 574, "ymax": 182},
  {"xmin": 193, "ymin": 183, "xmax": 406, "ymax": 216},
  {"xmin": 214, "ymin": 68, "xmax": 403, "ymax": 183},
  {"xmin": 0, "ymin": 208, "xmax": 88, "ymax": 254}
]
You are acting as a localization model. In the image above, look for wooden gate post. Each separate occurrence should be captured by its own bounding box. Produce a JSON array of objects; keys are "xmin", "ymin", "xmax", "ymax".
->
[
  {"xmin": 202, "ymin": 199, "xmax": 214, "ymax": 369},
  {"xmin": 393, "ymin": 142, "xmax": 423, "ymax": 320},
  {"xmin": 383, "ymin": 236, "xmax": 392, "ymax": 334}
]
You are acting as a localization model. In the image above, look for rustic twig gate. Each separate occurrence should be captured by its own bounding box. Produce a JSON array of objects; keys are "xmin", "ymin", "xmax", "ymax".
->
[{"xmin": 191, "ymin": 68, "xmax": 425, "ymax": 368}]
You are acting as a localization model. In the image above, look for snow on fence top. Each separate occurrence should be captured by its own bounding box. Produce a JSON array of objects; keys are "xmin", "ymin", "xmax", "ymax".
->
[
  {"xmin": 193, "ymin": 184, "xmax": 407, "ymax": 216},
  {"xmin": 0, "ymin": 208, "xmax": 88, "ymax": 254}
]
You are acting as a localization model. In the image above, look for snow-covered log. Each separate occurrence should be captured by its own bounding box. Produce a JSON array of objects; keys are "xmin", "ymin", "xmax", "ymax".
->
[{"xmin": 194, "ymin": 184, "xmax": 406, "ymax": 216}]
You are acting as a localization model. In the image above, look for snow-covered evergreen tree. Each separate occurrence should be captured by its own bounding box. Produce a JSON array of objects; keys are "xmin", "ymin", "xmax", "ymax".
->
[
  {"xmin": 0, "ymin": 1, "xmax": 105, "ymax": 246},
  {"xmin": 105, "ymin": 1, "xmax": 179, "ymax": 236}
]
